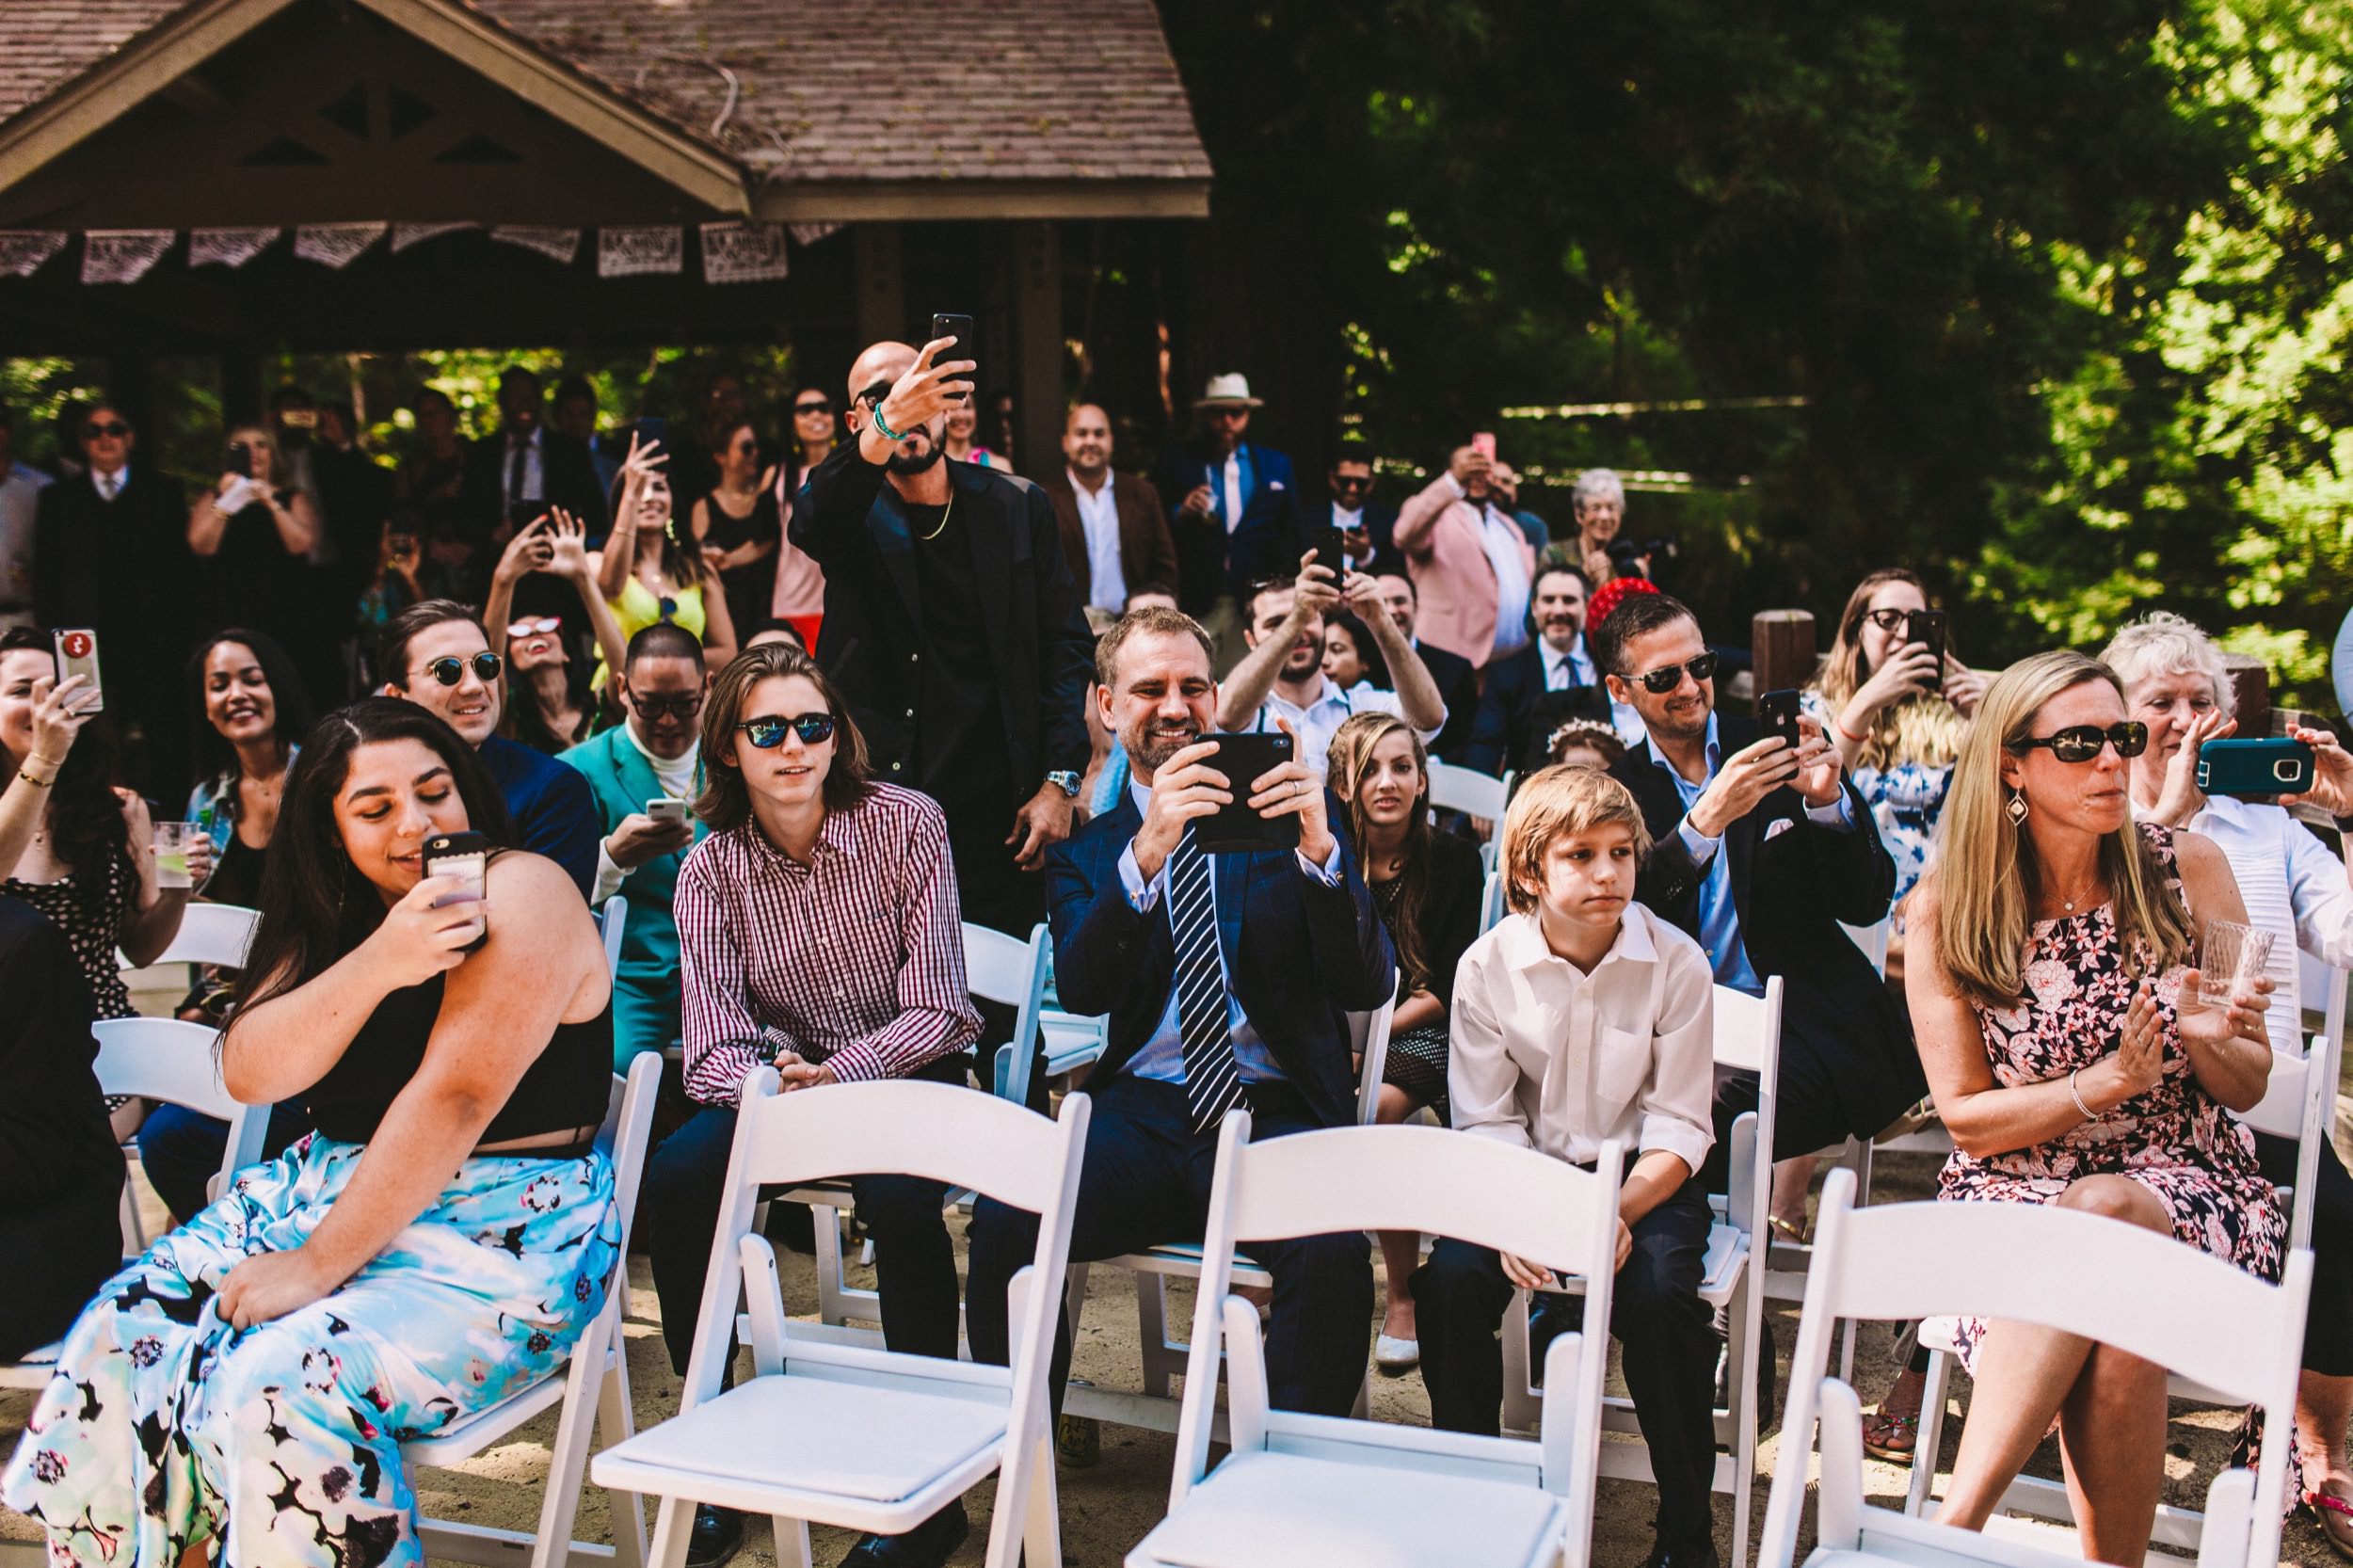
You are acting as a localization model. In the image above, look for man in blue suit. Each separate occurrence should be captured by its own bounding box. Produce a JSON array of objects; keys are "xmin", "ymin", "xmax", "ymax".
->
[
  {"xmin": 1157, "ymin": 375, "xmax": 1299, "ymax": 664},
  {"xmin": 965, "ymin": 604, "xmax": 1394, "ymax": 1417},
  {"xmin": 559, "ymin": 622, "xmax": 709, "ymax": 1068}
]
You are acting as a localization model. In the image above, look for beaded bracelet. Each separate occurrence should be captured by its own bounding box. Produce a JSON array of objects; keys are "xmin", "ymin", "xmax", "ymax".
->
[
  {"xmin": 2069, "ymin": 1067, "xmax": 2097, "ymax": 1121},
  {"xmin": 870, "ymin": 403, "xmax": 906, "ymax": 442}
]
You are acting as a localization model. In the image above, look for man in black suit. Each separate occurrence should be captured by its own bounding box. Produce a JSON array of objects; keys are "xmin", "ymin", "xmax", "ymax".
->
[
  {"xmin": 1326, "ymin": 440, "xmax": 1401, "ymax": 578},
  {"xmin": 30, "ymin": 400, "xmax": 190, "ymax": 792},
  {"xmin": 1373, "ymin": 572, "xmax": 1479, "ymax": 760},
  {"xmin": 965, "ymin": 605, "xmax": 1393, "ymax": 1419},
  {"xmin": 459, "ymin": 366, "xmax": 609, "ymax": 613},
  {"xmin": 1465, "ymin": 562, "xmax": 1618, "ymax": 776},
  {"xmin": 1594, "ymin": 591, "xmax": 1921, "ymax": 1182},
  {"xmin": 790, "ymin": 336, "xmax": 1093, "ymax": 939}
]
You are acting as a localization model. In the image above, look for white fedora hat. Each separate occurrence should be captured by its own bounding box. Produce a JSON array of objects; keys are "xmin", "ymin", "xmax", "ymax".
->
[{"xmin": 1193, "ymin": 373, "xmax": 1264, "ymax": 408}]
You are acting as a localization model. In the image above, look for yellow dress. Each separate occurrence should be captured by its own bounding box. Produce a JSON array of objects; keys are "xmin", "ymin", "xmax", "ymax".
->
[{"xmin": 593, "ymin": 574, "xmax": 708, "ymax": 690}]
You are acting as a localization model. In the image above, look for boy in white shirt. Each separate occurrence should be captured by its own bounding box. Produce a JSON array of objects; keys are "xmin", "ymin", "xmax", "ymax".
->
[{"xmin": 1415, "ymin": 764, "xmax": 1722, "ymax": 1568}]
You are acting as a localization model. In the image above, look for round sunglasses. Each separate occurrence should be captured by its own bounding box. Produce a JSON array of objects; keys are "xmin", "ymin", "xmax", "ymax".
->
[
  {"xmin": 416, "ymin": 651, "xmax": 503, "ymax": 687},
  {"xmin": 1630, "ymin": 652, "xmax": 1719, "ymax": 695},
  {"xmin": 735, "ymin": 712, "xmax": 835, "ymax": 748},
  {"xmin": 2016, "ymin": 722, "xmax": 2148, "ymax": 762}
]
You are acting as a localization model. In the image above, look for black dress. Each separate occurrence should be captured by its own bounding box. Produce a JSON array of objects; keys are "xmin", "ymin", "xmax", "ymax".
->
[
  {"xmin": 198, "ymin": 488, "xmax": 312, "ymax": 649},
  {"xmin": 697, "ymin": 486, "xmax": 782, "ymax": 637},
  {"xmin": 1370, "ymin": 829, "xmax": 1485, "ymax": 1111}
]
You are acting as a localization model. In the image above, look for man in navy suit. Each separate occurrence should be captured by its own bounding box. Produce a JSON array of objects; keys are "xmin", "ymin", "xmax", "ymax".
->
[
  {"xmin": 1325, "ymin": 441, "xmax": 1402, "ymax": 578},
  {"xmin": 1465, "ymin": 562, "xmax": 1629, "ymax": 776},
  {"xmin": 1157, "ymin": 375, "xmax": 1299, "ymax": 664},
  {"xmin": 965, "ymin": 604, "xmax": 1394, "ymax": 1417}
]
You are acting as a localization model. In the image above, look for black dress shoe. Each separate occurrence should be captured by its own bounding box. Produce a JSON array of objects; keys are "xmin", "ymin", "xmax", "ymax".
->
[
  {"xmin": 686, "ymin": 1504, "xmax": 744, "ymax": 1568},
  {"xmin": 839, "ymin": 1501, "xmax": 969, "ymax": 1568},
  {"xmin": 1640, "ymin": 1531, "xmax": 1720, "ymax": 1568}
]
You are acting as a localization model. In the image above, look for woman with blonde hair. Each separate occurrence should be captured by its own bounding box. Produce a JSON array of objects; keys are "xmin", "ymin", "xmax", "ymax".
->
[
  {"xmin": 1326, "ymin": 710, "xmax": 1484, "ymax": 1373},
  {"xmin": 1899, "ymin": 649, "xmax": 2281, "ymax": 1564}
]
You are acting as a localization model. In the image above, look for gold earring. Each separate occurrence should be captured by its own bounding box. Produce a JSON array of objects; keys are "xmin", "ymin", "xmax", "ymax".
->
[{"xmin": 2006, "ymin": 791, "xmax": 2029, "ymax": 827}]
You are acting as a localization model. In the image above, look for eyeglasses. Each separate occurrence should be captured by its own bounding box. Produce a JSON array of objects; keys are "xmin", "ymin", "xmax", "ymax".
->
[
  {"xmin": 794, "ymin": 400, "xmax": 833, "ymax": 416},
  {"xmin": 507, "ymin": 617, "xmax": 563, "ymax": 639},
  {"xmin": 417, "ymin": 651, "xmax": 504, "ymax": 687},
  {"xmin": 1862, "ymin": 608, "xmax": 1916, "ymax": 633},
  {"xmin": 736, "ymin": 712, "xmax": 835, "ymax": 748},
  {"xmin": 2017, "ymin": 722, "xmax": 2148, "ymax": 763},
  {"xmin": 731, "ymin": 439, "xmax": 760, "ymax": 455},
  {"xmin": 85, "ymin": 421, "xmax": 131, "ymax": 439},
  {"xmin": 1333, "ymin": 474, "xmax": 1371, "ymax": 491},
  {"xmin": 630, "ymin": 689, "xmax": 705, "ymax": 721},
  {"xmin": 1631, "ymin": 652, "xmax": 1719, "ymax": 695}
]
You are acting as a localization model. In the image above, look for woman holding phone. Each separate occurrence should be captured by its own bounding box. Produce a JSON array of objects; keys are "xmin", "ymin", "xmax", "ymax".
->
[
  {"xmin": 185, "ymin": 424, "xmax": 321, "ymax": 651},
  {"xmin": 690, "ymin": 415, "xmax": 782, "ymax": 641},
  {"xmin": 592, "ymin": 434, "xmax": 737, "ymax": 691},
  {"xmin": 3, "ymin": 697, "xmax": 620, "ymax": 1568}
]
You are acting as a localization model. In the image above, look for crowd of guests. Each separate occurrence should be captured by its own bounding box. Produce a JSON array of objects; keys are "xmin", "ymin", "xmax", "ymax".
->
[{"xmin": 0, "ymin": 333, "xmax": 2347, "ymax": 1568}]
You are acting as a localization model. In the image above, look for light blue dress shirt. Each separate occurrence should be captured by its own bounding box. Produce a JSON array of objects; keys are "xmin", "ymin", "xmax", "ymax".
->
[{"xmin": 1113, "ymin": 779, "xmax": 1343, "ymax": 1084}]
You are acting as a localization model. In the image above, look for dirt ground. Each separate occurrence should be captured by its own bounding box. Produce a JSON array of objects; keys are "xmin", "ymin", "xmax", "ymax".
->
[{"xmin": 4, "ymin": 967, "xmax": 2345, "ymax": 1564}]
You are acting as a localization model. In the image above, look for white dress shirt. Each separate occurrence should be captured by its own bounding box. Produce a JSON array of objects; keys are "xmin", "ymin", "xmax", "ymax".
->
[
  {"xmin": 1449, "ymin": 904, "xmax": 1717, "ymax": 1175},
  {"xmin": 1248, "ymin": 674, "xmax": 1440, "ymax": 778},
  {"xmin": 1069, "ymin": 468, "xmax": 1128, "ymax": 614},
  {"xmin": 1222, "ymin": 451, "xmax": 1244, "ymax": 536},
  {"xmin": 1540, "ymin": 636, "xmax": 1595, "ymax": 691}
]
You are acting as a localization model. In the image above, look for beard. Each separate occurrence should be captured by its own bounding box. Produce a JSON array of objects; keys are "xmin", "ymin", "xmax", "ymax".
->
[
  {"xmin": 887, "ymin": 438, "xmax": 944, "ymax": 476},
  {"xmin": 1128, "ymin": 715, "xmax": 1204, "ymax": 773}
]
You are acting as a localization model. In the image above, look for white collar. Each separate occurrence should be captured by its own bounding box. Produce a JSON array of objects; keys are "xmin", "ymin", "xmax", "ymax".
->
[{"xmin": 1496, "ymin": 903, "xmax": 1658, "ymax": 974}]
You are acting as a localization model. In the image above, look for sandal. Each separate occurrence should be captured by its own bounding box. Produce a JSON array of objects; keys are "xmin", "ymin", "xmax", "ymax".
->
[
  {"xmin": 1766, "ymin": 1214, "xmax": 1810, "ymax": 1247},
  {"xmin": 2307, "ymin": 1484, "xmax": 2353, "ymax": 1560},
  {"xmin": 1862, "ymin": 1407, "xmax": 1918, "ymax": 1465}
]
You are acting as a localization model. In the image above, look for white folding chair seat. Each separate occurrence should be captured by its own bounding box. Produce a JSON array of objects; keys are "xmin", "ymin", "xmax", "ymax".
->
[
  {"xmin": 597, "ymin": 895, "xmax": 627, "ymax": 983},
  {"xmin": 1761, "ymin": 1169, "xmax": 2309, "ymax": 1568},
  {"xmin": 1129, "ymin": 1115, "xmax": 1625, "ymax": 1568},
  {"xmin": 1497, "ymin": 979, "xmax": 1781, "ymax": 1568},
  {"xmin": 407, "ymin": 1050, "xmax": 661, "ymax": 1568},
  {"xmin": 1481, "ymin": 867, "xmax": 1508, "ymax": 934},
  {"xmin": 1064, "ymin": 983, "xmax": 1397, "ymax": 1435},
  {"xmin": 593, "ymin": 1075, "xmax": 1091, "ymax": 1568},
  {"xmin": 118, "ymin": 900, "xmax": 261, "ymax": 971}
]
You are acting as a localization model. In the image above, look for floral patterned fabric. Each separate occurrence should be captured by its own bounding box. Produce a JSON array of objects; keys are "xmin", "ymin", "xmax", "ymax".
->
[
  {"xmin": 2, "ymin": 1134, "xmax": 616, "ymax": 1568},
  {"xmin": 1801, "ymin": 690, "xmax": 1950, "ymax": 907}
]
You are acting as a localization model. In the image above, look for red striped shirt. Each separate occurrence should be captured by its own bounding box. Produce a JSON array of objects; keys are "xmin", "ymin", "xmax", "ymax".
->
[{"xmin": 677, "ymin": 783, "xmax": 981, "ymax": 1106}]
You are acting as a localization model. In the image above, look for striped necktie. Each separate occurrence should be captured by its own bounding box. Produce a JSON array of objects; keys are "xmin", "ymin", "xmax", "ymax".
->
[{"xmin": 1167, "ymin": 830, "xmax": 1242, "ymax": 1133}]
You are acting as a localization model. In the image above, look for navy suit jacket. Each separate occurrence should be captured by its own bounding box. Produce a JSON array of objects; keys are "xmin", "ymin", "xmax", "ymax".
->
[
  {"xmin": 1047, "ymin": 790, "xmax": 1395, "ymax": 1130},
  {"xmin": 1158, "ymin": 441, "xmax": 1301, "ymax": 613},
  {"xmin": 1464, "ymin": 643, "xmax": 1611, "ymax": 776},
  {"xmin": 479, "ymin": 734, "xmax": 601, "ymax": 900}
]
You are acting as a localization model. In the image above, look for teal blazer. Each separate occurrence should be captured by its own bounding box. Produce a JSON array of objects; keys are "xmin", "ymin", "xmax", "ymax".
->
[{"xmin": 557, "ymin": 728, "xmax": 707, "ymax": 986}]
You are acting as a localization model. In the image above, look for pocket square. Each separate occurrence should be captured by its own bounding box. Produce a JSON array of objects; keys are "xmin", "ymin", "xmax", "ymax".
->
[
  {"xmin": 1764, "ymin": 818, "xmax": 1794, "ymax": 841},
  {"xmin": 1269, "ymin": 480, "xmax": 1286, "ymax": 491}
]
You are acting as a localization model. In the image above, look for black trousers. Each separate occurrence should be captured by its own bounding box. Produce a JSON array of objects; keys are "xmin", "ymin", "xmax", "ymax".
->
[
  {"xmin": 1413, "ymin": 1182, "xmax": 1718, "ymax": 1544},
  {"xmin": 2258, "ymin": 1128, "xmax": 2353, "ymax": 1377},
  {"xmin": 1698, "ymin": 986, "xmax": 1927, "ymax": 1192},
  {"xmin": 965, "ymin": 1074, "xmax": 1373, "ymax": 1418},
  {"xmin": 643, "ymin": 1063, "xmax": 966, "ymax": 1375}
]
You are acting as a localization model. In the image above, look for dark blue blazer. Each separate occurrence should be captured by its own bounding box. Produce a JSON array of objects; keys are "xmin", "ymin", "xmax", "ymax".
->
[
  {"xmin": 1464, "ymin": 643, "xmax": 1611, "ymax": 776},
  {"xmin": 1158, "ymin": 441, "xmax": 1302, "ymax": 613},
  {"xmin": 1047, "ymin": 790, "xmax": 1395, "ymax": 1130},
  {"xmin": 479, "ymin": 734, "xmax": 601, "ymax": 900}
]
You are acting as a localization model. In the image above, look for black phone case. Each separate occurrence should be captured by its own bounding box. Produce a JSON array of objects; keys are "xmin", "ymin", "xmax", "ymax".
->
[
  {"xmin": 1759, "ymin": 690, "xmax": 1802, "ymax": 750},
  {"xmin": 1195, "ymin": 734, "xmax": 1303, "ymax": 855},
  {"xmin": 930, "ymin": 314, "xmax": 975, "ymax": 403},
  {"xmin": 1906, "ymin": 612, "xmax": 1947, "ymax": 692},
  {"xmin": 1305, "ymin": 523, "xmax": 1346, "ymax": 573}
]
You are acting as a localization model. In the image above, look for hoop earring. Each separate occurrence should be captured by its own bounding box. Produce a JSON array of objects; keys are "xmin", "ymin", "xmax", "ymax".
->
[{"xmin": 2006, "ymin": 791, "xmax": 2029, "ymax": 827}]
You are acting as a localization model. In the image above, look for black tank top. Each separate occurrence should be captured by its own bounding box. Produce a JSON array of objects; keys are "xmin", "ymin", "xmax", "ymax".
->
[{"xmin": 305, "ymin": 972, "xmax": 612, "ymax": 1145}]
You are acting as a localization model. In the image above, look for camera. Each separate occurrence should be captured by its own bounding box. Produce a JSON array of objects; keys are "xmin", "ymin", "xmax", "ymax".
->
[{"xmin": 1606, "ymin": 535, "xmax": 1680, "ymax": 581}]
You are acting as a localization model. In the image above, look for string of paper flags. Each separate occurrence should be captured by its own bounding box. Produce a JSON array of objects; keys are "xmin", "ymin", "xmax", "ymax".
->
[{"xmin": 0, "ymin": 219, "xmax": 844, "ymax": 285}]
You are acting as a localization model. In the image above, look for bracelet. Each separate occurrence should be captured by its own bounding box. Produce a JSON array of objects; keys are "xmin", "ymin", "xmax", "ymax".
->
[
  {"xmin": 1834, "ymin": 713, "xmax": 1872, "ymax": 744},
  {"xmin": 17, "ymin": 768, "xmax": 54, "ymax": 789},
  {"xmin": 2069, "ymin": 1068, "xmax": 2097, "ymax": 1121},
  {"xmin": 869, "ymin": 403, "xmax": 905, "ymax": 442}
]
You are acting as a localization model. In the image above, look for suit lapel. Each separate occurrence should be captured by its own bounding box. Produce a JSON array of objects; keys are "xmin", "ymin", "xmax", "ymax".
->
[
  {"xmin": 961, "ymin": 464, "xmax": 1015, "ymax": 670},
  {"xmin": 603, "ymin": 728, "xmax": 664, "ymax": 809}
]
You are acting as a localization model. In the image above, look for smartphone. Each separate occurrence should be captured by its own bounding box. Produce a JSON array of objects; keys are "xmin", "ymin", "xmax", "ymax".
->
[
  {"xmin": 1305, "ymin": 521, "xmax": 1347, "ymax": 576},
  {"xmin": 52, "ymin": 628, "xmax": 102, "ymax": 714},
  {"xmin": 1471, "ymin": 432, "xmax": 1497, "ymax": 461},
  {"xmin": 2197, "ymin": 738, "xmax": 2315, "ymax": 796},
  {"xmin": 1194, "ymin": 732, "xmax": 1303, "ymax": 856},
  {"xmin": 1904, "ymin": 610, "xmax": 1948, "ymax": 693},
  {"xmin": 1759, "ymin": 688, "xmax": 1802, "ymax": 752},
  {"xmin": 929, "ymin": 312, "xmax": 976, "ymax": 405},
  {"xmin": 421, "ymin": 830, "xmax": 492, "ymax": 952},
  {"xmin": 225, "ymin": 440, "xmax": 251, "ymax": 479},
  {"xmin": 507, "ymin": 497, "xmax": 547, "ymax": 530},
  {"xmin": 646, "ymin": 798, "xmax": 690, "ymax": 827}
]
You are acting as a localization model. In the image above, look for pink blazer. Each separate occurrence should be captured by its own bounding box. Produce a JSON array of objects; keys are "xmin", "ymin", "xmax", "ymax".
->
[{"xmin": 1393, "ymin": 473, "xmax": 1536, "ymax": 668}]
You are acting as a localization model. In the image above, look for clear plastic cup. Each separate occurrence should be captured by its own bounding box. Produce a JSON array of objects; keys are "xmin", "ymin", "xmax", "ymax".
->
[
  {"xmin": 2199, "ymin": 919, "xmax": 2276, "ymax": 1006},
  {"xmin": 152, "ymin": 821, "xmax": 194, "ymax": 889}
]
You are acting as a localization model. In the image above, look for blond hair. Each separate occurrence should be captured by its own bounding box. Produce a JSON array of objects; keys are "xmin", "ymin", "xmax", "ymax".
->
[
  {"xmin": 1500, "ymin": 764, "xmax": 1652, "ymax": 915},
  {"xmin": 1812, "ymin": 568, "xmax": 1968, "ymax": 775},
  {"xmin": 1929, "ymin": 650, "xmax": 2193, "ymax": 1010},
  {"xmin": 1327, "ymin": 712, "xmax": 1439, "ymax": 987}
]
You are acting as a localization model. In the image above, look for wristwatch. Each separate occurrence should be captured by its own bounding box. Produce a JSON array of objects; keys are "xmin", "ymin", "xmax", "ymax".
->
[{"xmin": 1045, "ymin": 770, "xmax": 1082, "ymax": 798}]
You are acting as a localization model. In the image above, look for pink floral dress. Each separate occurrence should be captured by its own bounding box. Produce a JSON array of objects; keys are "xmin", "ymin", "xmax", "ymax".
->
[{"xmin": 1938, "ymin": 824, "xmax": 2286, "ymax": 1371}]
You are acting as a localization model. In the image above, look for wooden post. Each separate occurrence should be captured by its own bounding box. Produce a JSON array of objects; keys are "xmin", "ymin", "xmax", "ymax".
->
[
  {"xmin": 1753, "ymin": 611, "xmax": 1817, "ymax": 705},
  {"xmin": 2221, "ymin": 654, "xmax": 2272, "ymax": 738},
  {"xmin": 854, "ymin": 222, "xmax": 904, "ymax": 345},
  {"xmin": 1010, "ymin": 220, "xmax": 1063, "ymax": 477}
]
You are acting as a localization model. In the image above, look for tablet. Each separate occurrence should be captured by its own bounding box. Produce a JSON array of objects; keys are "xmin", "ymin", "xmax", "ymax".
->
[{"xmin": 1193, "ymin": 732, "xmax": 1303, "ymax": 856}]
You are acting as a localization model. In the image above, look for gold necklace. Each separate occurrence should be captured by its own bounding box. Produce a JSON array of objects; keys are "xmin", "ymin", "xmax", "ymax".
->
[{"xmin": 914, "ymin": 489, "xmax": 954, "ymax": 542}]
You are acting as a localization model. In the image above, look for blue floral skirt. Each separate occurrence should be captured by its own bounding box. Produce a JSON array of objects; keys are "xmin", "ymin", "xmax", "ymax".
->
[{"xmin": 3, "ymin": 1133, "xmax": 617, "ymax": 1568}]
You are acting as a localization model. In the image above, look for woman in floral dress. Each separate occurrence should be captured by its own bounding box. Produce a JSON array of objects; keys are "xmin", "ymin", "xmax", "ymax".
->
[{"xmin": 1903, "ymin": 650, "xmax": 2283, "ymax": 1565}]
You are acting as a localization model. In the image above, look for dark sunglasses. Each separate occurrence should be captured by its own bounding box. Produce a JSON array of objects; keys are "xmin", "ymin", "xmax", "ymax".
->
[
  {"xmin": 1333, "ymin": 474, "xmax": 1371, "ymax": 490},
  {"xmin": 737, "ymin": 712, "xmax": 835, "ymax": 748},
  {"xmin": 1631, "ymin": 652, "xmax": 1719, "ymax": 695},
  {"xmin": 2017, "ymin": 722, "xmax": 2149, "ymax": 763},
  {"xmin": 730, "ymin": 438, "xmax": 760, "ymax": 455},
  {"xmin": 631, "ymin": 689, "xmax": 705, "ymax": 721},
  {"xmin": 85, "ymin": 421, "xmax": 131, "ymax": 439},
  {"xmin": 794, "ymin": 400, "xmax": 833, "ymax": 416},
  {"xmin": 418, "ymin": 651, "xmax": 503, "ymax": 687}
]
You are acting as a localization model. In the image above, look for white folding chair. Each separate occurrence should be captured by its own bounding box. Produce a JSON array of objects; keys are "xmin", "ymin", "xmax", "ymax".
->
[
  {"xmin": 408, "ymin": 1051, "xmax": 662, "ymax": 1568},
  {"xmin": 1481, "ymin": 867, "xmax": 1509, "ymax": 934},
  {"xmin": 118, "ymin": 901, "xmax": 261, "ymax": 970},
  {"xmin": 1428, "ymin": 760, "xmax": 1509, "ymax": 825},
  {"xmin": 1, "ymin": 1018, "xmax": 268, "ymax": 1394},
  {"xmin": 1763, "ymin": 1169, "xmax": 2310, "ymax": 1568},
  {"xmin": 1498, "ymin": 978, "xmax": 1782, "ymax": 1568},
  {"xmin": 597, "ymin": 895, "xmax": 627, "ymax": 984},
  {"xmin": 1062, "ymin": 979, "xmax": 1398, "ymax": 1435},
  {"xmin": 592, "ymin": 1074, "xmax": 1092, "ymax": 1568},
  {"xmin": 1129, "ymin": 1115, "xmax": 1625, "ymax": 1568}
]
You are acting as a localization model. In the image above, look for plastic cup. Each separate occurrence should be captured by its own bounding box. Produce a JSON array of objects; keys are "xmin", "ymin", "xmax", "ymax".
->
[
  {"xmin": 2198, "ymin": 920, "xmax": 2275, "ymax": 1006},
  {"xmin": 152, "ymin": 821, "xmax": 194, "ymax": 889}
]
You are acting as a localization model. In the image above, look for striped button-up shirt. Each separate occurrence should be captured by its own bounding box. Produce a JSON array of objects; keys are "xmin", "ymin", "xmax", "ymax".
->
[{"xmin": 677, "ymin": 783, "xmax": 980, "ymax": 1106}]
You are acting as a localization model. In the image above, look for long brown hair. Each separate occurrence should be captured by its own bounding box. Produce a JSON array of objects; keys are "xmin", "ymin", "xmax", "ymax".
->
[
  {"xmin": 695, "ymin": 643, "xmax": 871, "ymax": 832},
  {"xmin": 1814, "ymin": 568, "xmax": 1966, "ymax": 775},
  {"xmin": 1328, "ymin": 712, "xmax": 1435, "ymax": 989},
  {"xmin": 1929, "ymin": 651, "xmax": 2194, "ymax": 1010}
]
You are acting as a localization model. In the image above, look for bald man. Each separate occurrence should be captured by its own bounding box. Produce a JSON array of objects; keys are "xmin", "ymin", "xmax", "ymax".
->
[
  {"xmin": 787, "ymin": 337, "xmax": 1093, "ymax": 944},
  {"xmin": 1036, "ymin": 403, "xmax": 1179, "ymax": 632}
]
